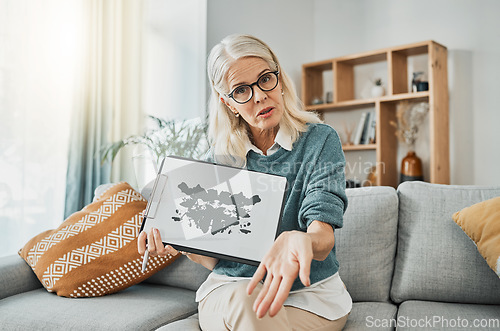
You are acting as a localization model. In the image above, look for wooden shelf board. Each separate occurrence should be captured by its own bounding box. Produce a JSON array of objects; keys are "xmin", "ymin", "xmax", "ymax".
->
[
  {"xmin": 306, "ymin": 100, "xmax": 375, "ymax": 111},
  {"xmin": 305, "ymin": 103, "xmax": 337, "ymax": 111},
  {"xmin": 303, "ymin": 41, "xmax": 445, "ymax": 70},
  {"xmin": 392, "ymin": 45, "xmax": 428, "ymax": 56},
  {"xmin": 391, "ymin": 40, "xmax": 446, "ymax": 54},
  {"xmin": 380, "ymin": 91, "xmax": 429, "ymax": 103},
  {"xmin": 343, "ymin": 144, "xmax": 377, "ymax": 151},
  {"xmin": 303, "ymin": 60, "xmax": 333, "ymax": 71},
  {"xmin": 336, "ymin": 52, "xmax": 387, "ymax": 65},
  {"xmin": 305, "ymin": 92, "xmax": 429, "ymax": 112}
]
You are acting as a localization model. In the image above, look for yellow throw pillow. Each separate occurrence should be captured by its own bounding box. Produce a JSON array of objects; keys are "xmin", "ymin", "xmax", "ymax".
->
[
  {"xmin": 19, "ymin": 182, "xmax": 179, "ymax": 297},
  {"xmin": 452, "ymin": 196, "xmax": 500, "ymax": 277}
]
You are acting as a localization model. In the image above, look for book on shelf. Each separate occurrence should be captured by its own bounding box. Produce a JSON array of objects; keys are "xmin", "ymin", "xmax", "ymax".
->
[
  {"xmin": 366, "ymin": 112, "xmax": 376, "ymax": 144},
  {"xmin": 360, "ymin": 112, "xmax": 372, "ymax": 144},
  {"xmin": 353, "ymin": 112, "xmax": 368, "ymax": 145}
]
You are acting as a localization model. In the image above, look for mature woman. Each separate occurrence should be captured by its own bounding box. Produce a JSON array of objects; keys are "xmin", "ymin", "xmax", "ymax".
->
[{"xmin": 138, "ymin": 34, "xmax": 352, "ymax": 330}]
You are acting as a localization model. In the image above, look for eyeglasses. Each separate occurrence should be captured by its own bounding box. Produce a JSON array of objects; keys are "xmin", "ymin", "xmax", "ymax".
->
[{"xmin": 226, "ymin": 71, "xmax": 280, "ymax": 104}]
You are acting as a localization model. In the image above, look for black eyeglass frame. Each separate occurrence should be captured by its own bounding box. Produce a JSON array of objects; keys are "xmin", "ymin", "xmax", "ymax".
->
[{"xmin": 226, "ymin": 70, "xmax": 280, "ymax": 104}]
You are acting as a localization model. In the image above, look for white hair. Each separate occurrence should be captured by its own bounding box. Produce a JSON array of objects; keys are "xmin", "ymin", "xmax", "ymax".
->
[{"xmin": 207, "ymin": 34, "xmax": 321, "ymax": 167}]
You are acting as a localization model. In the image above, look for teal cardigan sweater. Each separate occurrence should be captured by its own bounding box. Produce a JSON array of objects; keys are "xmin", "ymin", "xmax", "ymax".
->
[{"xmin": 212, "ymin": 123, "xmax": 348, "ymax": 291}]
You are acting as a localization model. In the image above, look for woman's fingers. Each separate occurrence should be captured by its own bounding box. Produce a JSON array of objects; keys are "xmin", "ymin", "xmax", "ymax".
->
[
  {"xmin": 247, "ymin": 263, "xmax": 267, "ymax": 295},
  {"xmin": 255, "ymin": 275, "xmax": 282, "ymax": 319},
  {"xmin": 153, "ymin": 228, "xmax": 167, "ymax": 255},
  {"xmin": 249, "ymin": 231, "xmax": 315, "ymax": 318},
  {"xmin": 164, "ymin": 245, "xmax": 179, "ymax": 256},
  {"xmin": 137, "ymin": 230, "xmax": 147, "ymax": 255},
  {"xmin": 298, "ymin": 249, "xmax": 312, "ymax": 287},
  {"xmin": 252, "ymin": 272, "xmax": 272, "ymax": 312},
  {"xmin": 147, "ymin": 228, "xmax": 156, "ymax": 254},
  {"xmin": 269, "ymin": 276, "xmax": 295, "ymax": 317}
]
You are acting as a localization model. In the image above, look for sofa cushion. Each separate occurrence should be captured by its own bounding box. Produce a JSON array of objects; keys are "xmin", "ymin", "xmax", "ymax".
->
[
  {"xmin": 336, "ymin": 186, "xmax": 398, "ymax": 302},
  {"xmin": 156, "ymin": 313, "xmax": 200, "ymax": 331},
  {"xmin": 156, "ymin": 302, "xmax": 400, "ymax": 331},
  {"xmin": 0, "ymin": 284, "xmax": 197, "ymax": 330},
  {"xmin": 391, "ymin": 182, "xmax": 500, "ymax": 304},
  {"xmin": 345, "ymin": 302, "xmax": 398, "ymax": 331},
  {"xmin": 19, "ymin": 182, "xmax": 178, "ymax": 297},
  {"xmin": 397, "ymin": 300, "xmax": 500, "ymax": 331},
  {"xmin": 452, "ymin": 196, "xmax": 500, "ymax": 277}
]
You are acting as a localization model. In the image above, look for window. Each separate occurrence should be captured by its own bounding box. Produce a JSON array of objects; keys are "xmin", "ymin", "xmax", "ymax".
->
[{"xmin": 0, "ymin": 0, "xmax": 82, "ymax": 257}]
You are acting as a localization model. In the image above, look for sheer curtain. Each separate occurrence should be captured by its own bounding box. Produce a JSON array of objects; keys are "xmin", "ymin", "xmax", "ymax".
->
[
  {"xmin": 64, "ymin": 0, "xmax": 144, "ymax": 217},
  {"xmin": 0, "ymin": 0, "xmax": 82, "ymax": 257},
  {"xmin": 0, "ymin": 0, "xmax": 205, "ymax": 258},
  {"xmin": 135, "ymin": 0, "xmax": 207, "ymax": 187}
]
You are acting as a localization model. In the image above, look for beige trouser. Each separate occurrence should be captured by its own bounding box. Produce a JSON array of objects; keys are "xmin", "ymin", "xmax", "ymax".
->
[{"xmin": 198, "ymin": 280, "xmax": 348, "ymax": 331}]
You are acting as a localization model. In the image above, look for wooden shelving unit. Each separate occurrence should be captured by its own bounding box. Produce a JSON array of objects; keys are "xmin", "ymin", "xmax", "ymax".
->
[{"xmin": 302, "ymin": 40, "xmax": 449, "ymax": 187}]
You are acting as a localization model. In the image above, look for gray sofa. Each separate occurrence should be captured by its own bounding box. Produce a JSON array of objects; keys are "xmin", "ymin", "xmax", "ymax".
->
[{"xmin": 1, "ymin": 181, "xmax": 500, "ymax": 330}]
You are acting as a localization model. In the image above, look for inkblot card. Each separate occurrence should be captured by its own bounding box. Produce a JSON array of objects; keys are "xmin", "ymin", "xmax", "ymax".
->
[{"xmin": 140, "ymin": 156, "xmax": 287, "ymax": 266}]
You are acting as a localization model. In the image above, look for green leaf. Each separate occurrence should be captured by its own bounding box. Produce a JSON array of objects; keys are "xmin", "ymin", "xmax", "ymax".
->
[{"xmin": 100, "ymin": 115, "xmax": 209, "ymax": 168}]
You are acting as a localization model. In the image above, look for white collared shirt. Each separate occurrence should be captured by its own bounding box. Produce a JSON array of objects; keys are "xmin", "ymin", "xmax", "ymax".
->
[
  {"xmin": 195, "ymin": 127, "xmax": 353, "ymax": 320},
  {"xmin": 244, "ymin": 125, "xmax": 294, "ymax": 156}
]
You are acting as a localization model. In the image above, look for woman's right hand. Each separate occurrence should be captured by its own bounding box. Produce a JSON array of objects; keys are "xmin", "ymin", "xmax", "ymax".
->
[
  {"xmin": 137, "ymin": 228, "xmax": 219, "ymax": 270},
  {"xmin": 137, "ymin": 227, "xmax": 180, "ymax": 257}
]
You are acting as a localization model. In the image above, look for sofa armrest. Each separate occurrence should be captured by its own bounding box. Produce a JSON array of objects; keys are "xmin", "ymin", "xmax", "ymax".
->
[{"xmin": 0, "ymin": 254, "xmax": 42, "ymax": 300}]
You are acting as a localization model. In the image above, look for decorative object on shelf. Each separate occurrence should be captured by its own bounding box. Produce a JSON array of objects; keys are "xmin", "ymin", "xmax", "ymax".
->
[
  {"xmin": 400, "ymin": 151, "xmax": 423, "ymax": 183},
  {"xmin": 411, "ymin": 72, "xmax": 429, "ymax": 92},
  {"xmin": 390, "ymin": 101, "xmax": 429, "ymax": 183},
  {"xmin": 326, "ymin": 91, "xmax": 333, "ymax": 103},
  {"xmin": 364, "ymin": 166, "xmax": 377, "ymax": 186},
  {"xmin": 391, "ymin": 101, "xmax": 429, "ymax": 147},
  {"xmin": 371, "ymin": 78, "xmax": 385, "ymax": 98},
  {"xmin": 311, "ymin": 96, "xmax": 324, "ymax": 105},
  {"xmin": 417, "ymin": 81, "xmax": 429, "ymax": 92},
  {"xmin": 341, "ymin": 121, "xmax": 356, "ymax": 145}
]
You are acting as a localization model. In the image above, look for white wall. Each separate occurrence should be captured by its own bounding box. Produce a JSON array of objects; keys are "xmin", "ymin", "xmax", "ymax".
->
[
  {"xmin": 207, "ymin": 0, "xmax": 500, "ymax": 185},
  {"xmin": 207, "ymin": 0, "xmax": 315, "ymax": 96},
  {"xmin": 313, "ymin": 0, "xmax": 500, "ymax": 185},
  {"xmin": 143, "ymin": 0, "xmax": 207, "ymax": 121}
]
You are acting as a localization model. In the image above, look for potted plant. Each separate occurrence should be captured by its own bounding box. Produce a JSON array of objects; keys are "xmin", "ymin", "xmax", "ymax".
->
[
  {"xmin": 101, "ymin": 115, "xmax": 209, "ymax": 186},
  {"xmin": 371, "ymin": 78, "xmax": 385, "ymax": 98}
]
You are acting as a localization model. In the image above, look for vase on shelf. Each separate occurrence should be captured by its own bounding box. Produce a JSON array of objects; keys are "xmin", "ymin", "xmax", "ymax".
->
[
  {"xmin": 370, "ymin": 78, "xmax": 385, "ymax": 98},
  {"xmin": 371, "ymin": 85, "xmax": 385, "ymax": 98},
  {"xmin": 400, "ymin": 151, "xmax": 423, "ymax": 183}
]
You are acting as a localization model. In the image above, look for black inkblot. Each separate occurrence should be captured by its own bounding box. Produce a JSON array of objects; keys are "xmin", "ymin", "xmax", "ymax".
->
[{"xmin": 174, "ymin": 182, "xmax": 261, "ymax": 235}]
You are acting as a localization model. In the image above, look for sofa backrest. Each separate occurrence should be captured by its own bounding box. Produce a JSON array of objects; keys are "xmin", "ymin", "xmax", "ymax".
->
[
  {"xmin": 391, "ymin": 181, "xmax": 500, "ymax": 304},
  {"xmin": 336, "ymin": 186, "xmax": 399, "ymax": 303}
]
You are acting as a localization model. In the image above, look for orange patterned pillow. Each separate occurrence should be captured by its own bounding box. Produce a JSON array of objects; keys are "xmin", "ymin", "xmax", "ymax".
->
[{"xmin": 19, "ymin": 182, "xmax": 179, "ymax": 297}]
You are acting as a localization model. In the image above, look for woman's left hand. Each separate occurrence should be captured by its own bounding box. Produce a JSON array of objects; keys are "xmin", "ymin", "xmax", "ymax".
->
[{"xmin": 246, "ymin": 230, "xmax": 314, "ymax": 319}]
